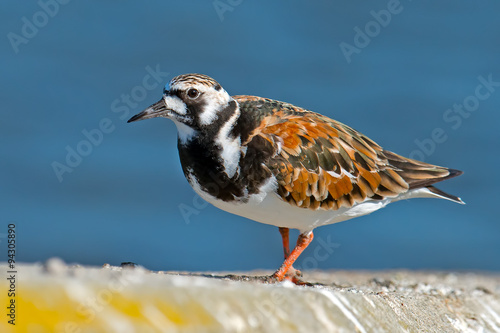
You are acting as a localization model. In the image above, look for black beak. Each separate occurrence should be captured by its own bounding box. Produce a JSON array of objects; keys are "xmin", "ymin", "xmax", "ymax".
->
[{"xmin": 127, "ymin": 100, "xmax": 169, "ymax": 123}]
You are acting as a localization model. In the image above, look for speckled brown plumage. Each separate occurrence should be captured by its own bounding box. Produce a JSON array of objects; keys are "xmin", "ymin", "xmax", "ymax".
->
[
  {"xmin": 170, "ymin": 73, "xmax": 221, "ymax": 90},
  {"xmin": 235, "ymin": 95, "xmax": 462, "ymax": 210}
]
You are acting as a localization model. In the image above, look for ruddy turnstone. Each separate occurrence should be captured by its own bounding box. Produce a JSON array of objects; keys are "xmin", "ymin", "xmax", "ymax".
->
[{"xmin": 128, "ymin": 73, "xmax": 464, "ymax": 283}]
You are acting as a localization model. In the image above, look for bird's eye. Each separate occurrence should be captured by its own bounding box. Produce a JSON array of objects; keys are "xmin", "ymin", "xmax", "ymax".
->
[{"xmin": 187, "ymin": 88, "xmax": 200, "ymax": 99}]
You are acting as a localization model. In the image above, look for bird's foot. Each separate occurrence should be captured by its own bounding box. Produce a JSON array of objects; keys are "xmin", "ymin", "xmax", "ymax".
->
[{"xmin": 266, "ymin": 266, "xmax": 311, "ymax": 285}]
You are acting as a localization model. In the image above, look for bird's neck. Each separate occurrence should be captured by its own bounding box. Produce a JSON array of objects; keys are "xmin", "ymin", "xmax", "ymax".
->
[{"xmin": 176, "ymin": 100, "xmax": 246, "ymax": 201}]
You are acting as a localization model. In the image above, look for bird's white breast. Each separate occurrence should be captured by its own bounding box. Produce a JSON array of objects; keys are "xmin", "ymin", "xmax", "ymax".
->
[{"xmin": 186, "ymin": 173, "xmax": 399, "ymax": 233}]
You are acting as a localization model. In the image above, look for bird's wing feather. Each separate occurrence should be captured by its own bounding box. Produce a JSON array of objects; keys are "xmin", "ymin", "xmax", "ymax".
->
[{"xmin": 235, "ymin": 95, "xmax": 460, "ymax": 210}]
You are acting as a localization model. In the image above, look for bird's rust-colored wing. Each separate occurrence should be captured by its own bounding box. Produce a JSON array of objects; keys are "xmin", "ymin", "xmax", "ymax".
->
[{"xmin": 236, "ymin": 95, "xmax": 462, "ymax": 210}]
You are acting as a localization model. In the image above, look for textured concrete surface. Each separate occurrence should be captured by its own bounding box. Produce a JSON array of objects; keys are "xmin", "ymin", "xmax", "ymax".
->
[{"xmin": 1, "ymin": 258, "xmax": 500, "ymax": 332}]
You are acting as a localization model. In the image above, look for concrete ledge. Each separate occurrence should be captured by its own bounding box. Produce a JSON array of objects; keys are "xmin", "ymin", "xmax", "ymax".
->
[{"xmin": 1, "ymin": 258, "xmax": 500, "ymax": 332}]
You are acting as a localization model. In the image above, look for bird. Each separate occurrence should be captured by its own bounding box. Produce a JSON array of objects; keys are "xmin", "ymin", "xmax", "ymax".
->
[{"xmin": 128, "ymin": 73, "xmax": 464, "ymax": 283}]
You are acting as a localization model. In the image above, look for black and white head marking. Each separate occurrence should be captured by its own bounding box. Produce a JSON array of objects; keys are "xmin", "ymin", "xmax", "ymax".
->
[
  {"xmin": 167, "ymin": 74, "xmax": 243, "ymax": 178},
  {"xmin": 168, "ymin": 74, "xmax": 232, "ymax": 127},
  {"xmin": 128, "ymin": 74, "xmax": 234, "ymax": 145},
  {"xmin": 128, "ymin": 74, "xmax": 243, "ymax": 179}
]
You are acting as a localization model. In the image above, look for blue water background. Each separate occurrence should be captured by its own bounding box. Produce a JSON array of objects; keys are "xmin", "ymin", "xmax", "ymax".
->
[{"xmin": 1, "ymin": 1, "xmax": 499, "ymax": 272}]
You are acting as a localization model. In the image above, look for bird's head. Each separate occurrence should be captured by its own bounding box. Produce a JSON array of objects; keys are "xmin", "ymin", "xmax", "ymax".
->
[{"xmin": 128, "ymin": 73, "xmax": 236, "ymax": 142}]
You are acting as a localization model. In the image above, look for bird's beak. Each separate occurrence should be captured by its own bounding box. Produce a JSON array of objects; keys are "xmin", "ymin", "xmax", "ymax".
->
[{"xmin": 127, "ymin": 99, "xmax": 169, "ymax": 123}]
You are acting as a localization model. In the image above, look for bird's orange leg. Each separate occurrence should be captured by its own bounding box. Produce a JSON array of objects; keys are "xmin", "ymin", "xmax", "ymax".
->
[
  {"xmin": 278, "ymin": 227, "xmax": 302, "ymax": 280},
  {"xmin": 278, "ymin": 227, "xmax": 290, "ymax": 259},
  {"xmin": 273, "ymin": 231, "xmax": 314, "ymax": 282}
]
